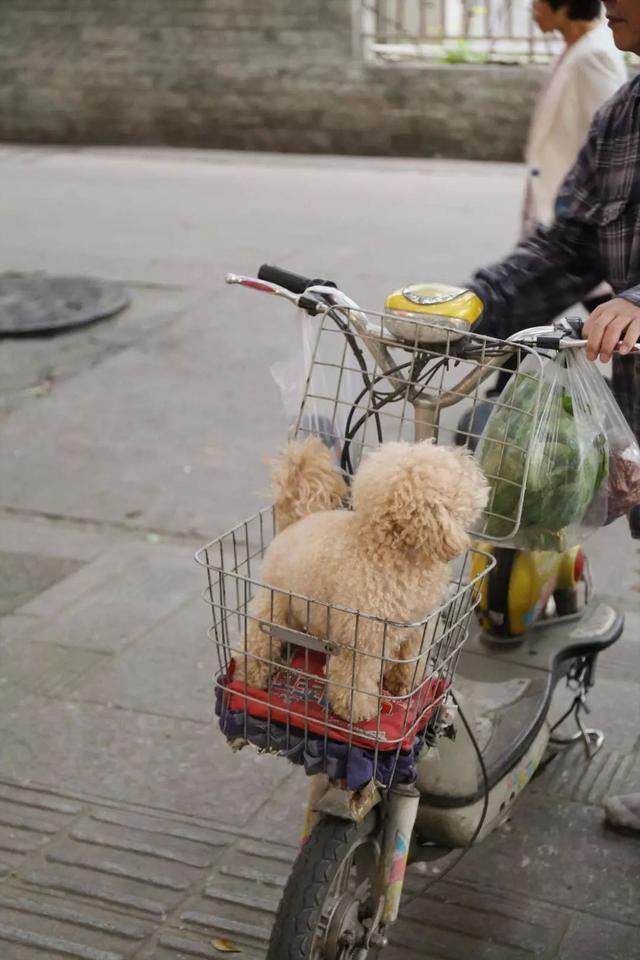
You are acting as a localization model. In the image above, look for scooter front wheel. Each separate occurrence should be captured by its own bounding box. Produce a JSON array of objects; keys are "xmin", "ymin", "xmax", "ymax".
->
[{"xmin": 266, "ymin": 812, "xmax": 384, "ymax": 960}]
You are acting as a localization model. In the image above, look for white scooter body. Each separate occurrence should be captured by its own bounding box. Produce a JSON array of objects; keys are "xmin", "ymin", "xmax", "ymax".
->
[{"xmin": 413, "ymin": 599, "xmax": 623, "ymax": 850}]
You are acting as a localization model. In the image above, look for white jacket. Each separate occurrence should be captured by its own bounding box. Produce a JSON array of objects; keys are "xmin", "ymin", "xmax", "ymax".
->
[{"xmin": 525, "ymin": 23, "xmax": 627, "ymax": 227}]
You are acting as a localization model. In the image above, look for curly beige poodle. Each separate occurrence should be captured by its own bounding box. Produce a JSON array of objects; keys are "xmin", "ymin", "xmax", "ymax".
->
[{"xmin": 238, "ymin": 437, "xmax": 489, "ymax": 723}]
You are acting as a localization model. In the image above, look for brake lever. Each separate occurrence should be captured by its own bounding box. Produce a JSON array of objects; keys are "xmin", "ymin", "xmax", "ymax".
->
[{"xmin": 225, "ymin": 273, "xmax": 326, "ymax": 315}]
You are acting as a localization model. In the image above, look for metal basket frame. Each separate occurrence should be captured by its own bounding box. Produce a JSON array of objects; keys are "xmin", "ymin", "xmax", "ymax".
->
[{"xmin": 196, "ymin": 507, "xmax": 495, "ymax": 785}]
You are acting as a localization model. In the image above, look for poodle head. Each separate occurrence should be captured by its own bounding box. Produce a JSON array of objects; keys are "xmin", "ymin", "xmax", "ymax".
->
[{"xmin": 351, "ymin": 440, "xmax": 489, "ymax": 562}]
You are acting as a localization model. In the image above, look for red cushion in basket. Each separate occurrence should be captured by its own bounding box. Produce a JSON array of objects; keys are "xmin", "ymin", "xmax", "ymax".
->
[{"xmin": 223, "ymin": 649, "xmax": 447, "ymax": 752}]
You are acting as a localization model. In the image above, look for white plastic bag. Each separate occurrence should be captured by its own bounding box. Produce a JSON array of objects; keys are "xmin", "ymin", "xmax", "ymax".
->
[
  {"xmin": 477, "ymin": 351, "xmax": 608, "ymax": 551},
  {"xmin": 478, "ymin": 346, "xmax": 640, "ymax": 551},
  {"xmin": 270, "ymin": 308, "xmax": 363, "ymax": 464},
  {"xmin": 568, "ymin": 349, "xmax": 640, "ymax": 526}
]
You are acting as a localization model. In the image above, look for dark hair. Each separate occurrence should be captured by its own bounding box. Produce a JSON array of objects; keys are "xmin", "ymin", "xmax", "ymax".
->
[{"xmin": 547, "ymin": 0, "xmax": 602, "ymax": 19}]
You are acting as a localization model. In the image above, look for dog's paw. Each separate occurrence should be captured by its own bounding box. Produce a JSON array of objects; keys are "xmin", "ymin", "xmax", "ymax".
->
[
  {"xmin": 383, "ymin": 668, "xmax": 412, "ymax": 698},
  {"xmin": 329, "ymin": 686, "xmax": 379, "ymax": 724},
  {"xmin": 235, "ymin": 657, "xmax": 271, "ymax": 690}
]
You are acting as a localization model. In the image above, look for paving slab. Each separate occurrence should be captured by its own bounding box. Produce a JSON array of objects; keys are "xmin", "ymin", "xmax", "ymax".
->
[
  {"xmin": 613, "ymin": 752, "xmax": 640, "ymax": 794},
  {"xmin": 550, "ymin": 677, "xmax": 640, "ymax": 754},
  {"xmin": 0, "ymin": 641, "xmax": 108, "ymax": 705},
  {"xmin": 0, "ymin": 550, "xmax": 84, "ymax": 617},
  {"xmin": 0, "ymin": 516, "xmax": 121, "ymax": 562},
  {"xmin": 0, "ymin": 772, "xmax": 630, "ymax": 960},
  {"xmin": 0, "ymin": 777, "xmax": 267, "ymax": 959},
  {"xmin": 532, "ymin": 744, "xmax": 637, "ymax": 806},
  {"xmin": 451, "ymin": 793, "xmax": 640, "ymax": 926},
  {"xmin": 15, "ymin": 549, "xmax": 144, "ymax": 620},
  {"xmin": 0, "ymin": 615, "xmax": 40, "ymax": 649},
  {"xmin": 247, "ymin": 767, "xmax": 308, "ymax": 844},
  {"xmin": 15, "ymin": 545, "xmax": 199, "ymax": 653},
  {"xmin": 400, "ymin": 876, "xmax": 570, "ymax": 958},
  {"xmin": 0, "ymin": 699, "xmax": 288, "ymax": 826},
  {"xmin": 557, "ymin": 914, "xmax": 640, "ymax": 960},
  {"xmin": 0, "ymin": 889, "xmax": 151, "ymax": 957},
  {"xmin": 4, "ymin": 761, "xmax": 633, "ymax": 960},
  {"xmin": 71, "ymin": 598, "xmax": 214, "ymax": 723},
  {"xmin": 594, "ymin": 618, "xmax": 640, "ymax": 683}
]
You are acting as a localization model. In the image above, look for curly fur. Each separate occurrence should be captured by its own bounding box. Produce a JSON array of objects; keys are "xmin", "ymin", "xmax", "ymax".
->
[
  {"xmin": 271, "ymin": 437, "xmax": 348, "ymax": 532},
  {"xmin": 240, "ymin": 438, "xmax": 489, "ymax": 723}
]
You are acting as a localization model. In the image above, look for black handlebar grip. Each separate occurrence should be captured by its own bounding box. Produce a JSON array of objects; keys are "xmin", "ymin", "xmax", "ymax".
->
[{"xmin": 258, "ymin": 264, "xmax": 335, "ymax": 294}]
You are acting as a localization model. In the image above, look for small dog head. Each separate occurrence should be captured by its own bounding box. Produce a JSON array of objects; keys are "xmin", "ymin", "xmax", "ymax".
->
[{"xmin": 351, "ymin": 440, "xmax": 489, "ymax": 562}]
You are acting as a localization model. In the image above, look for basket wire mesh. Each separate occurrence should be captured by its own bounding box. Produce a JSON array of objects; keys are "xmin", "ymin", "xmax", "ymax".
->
[{"xmin": 196, "ymin": 507, "xmax": 494, "ymax": 787}]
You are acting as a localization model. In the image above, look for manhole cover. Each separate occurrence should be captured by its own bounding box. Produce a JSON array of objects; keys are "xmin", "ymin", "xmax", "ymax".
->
[{"xmin": 0, "ymin": 273, "xmax": 130, "ymax": 334}]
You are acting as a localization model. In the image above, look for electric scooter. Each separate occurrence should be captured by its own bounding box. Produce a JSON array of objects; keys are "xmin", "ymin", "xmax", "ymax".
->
[{"xmin": 197, "ymin": 266, "xmax": 624, "ymax": 960}]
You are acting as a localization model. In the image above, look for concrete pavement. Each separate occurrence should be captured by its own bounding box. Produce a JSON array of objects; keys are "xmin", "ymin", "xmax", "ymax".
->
[{"xmin": 0, "ymin": 145, "xmax": 639, "ymax": 959}]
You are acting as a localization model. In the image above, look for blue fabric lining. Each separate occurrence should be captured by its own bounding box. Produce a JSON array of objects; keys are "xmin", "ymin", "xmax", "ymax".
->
[{"xmin": 215, "ymin": 684, "xmax": 424, "ymax": 790}]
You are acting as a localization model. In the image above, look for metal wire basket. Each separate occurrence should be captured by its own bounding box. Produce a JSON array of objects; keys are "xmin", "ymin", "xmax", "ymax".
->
[
  {"xmin": 196, "ymin": 508, "xmax": 494, "ymax": 789},
  {"xmin": 290, "ymin": 304, "xmax": 545, "ymax": 542}
]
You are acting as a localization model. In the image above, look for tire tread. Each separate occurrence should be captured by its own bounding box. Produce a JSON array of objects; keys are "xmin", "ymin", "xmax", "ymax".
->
[{"xmin": 266, "ymin": 816, "xmax": 373, "ymax": 960}]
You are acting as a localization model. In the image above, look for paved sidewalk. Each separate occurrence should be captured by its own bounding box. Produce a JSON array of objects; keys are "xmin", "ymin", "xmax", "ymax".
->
[
  {"xmin": 1, "ymin": 515, "xmax": 639, "ymax": 960},
  {"xmin": 0, "ymin": 146, "xmax": 639, "ymax": 959}
]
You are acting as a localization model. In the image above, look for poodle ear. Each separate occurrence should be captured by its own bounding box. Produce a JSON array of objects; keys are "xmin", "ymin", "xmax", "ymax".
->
[
  {"xmin": 449, "ymin": 447, "xmax": 491, "ymax": 529},
  {"xmin": 421, "ymin": 448, "xmax": 490, "ymax": 559},
  {"xmin": 351, "ymin": 441, "xmax": 488, "ymax": 562},
  {"xmin": 353, "ymin": 467, "xmax": 470, "ymax": 561},
  {"xmin": 425, "ymin": 499, "xmax": 471, "ymax": 562}
]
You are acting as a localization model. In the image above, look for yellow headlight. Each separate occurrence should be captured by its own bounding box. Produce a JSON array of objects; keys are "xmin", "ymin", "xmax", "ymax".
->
[{"xmin": 383, "ymin": 284, "xmax": 483, "ymax": 344}]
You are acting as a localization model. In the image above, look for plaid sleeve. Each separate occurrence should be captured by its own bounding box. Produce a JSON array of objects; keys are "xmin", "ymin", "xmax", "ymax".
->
[
  {"xmin": 619, "ymin": 284, "xmax": 640, "ymax": 307},
  {"xmin": 470, "ymin": 125, "xmax": 605, "ymax": 340}
]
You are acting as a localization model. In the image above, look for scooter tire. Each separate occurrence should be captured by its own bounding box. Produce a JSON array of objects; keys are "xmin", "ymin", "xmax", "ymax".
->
[{"xmin": 266, "ymin": 812, "xmax": 381, "ymax": 960}]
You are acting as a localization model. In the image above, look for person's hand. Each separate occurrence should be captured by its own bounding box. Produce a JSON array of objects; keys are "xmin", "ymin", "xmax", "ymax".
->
[{"xmin": 583, "ymin": 298, "xmax": 640, "ymax": 362}]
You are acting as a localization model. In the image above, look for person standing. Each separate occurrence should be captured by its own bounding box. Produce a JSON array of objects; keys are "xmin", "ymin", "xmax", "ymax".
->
[
  {"xmin": 467, "ymin": 0, "xmax": 640, "ymax": 833},
  {"xmin": 523, "ymin": 0, "xmax": 627, "ymax": 241},
  {"xmin": 490, "ymin": 0, "xmax": 628, "ymax": 395}
]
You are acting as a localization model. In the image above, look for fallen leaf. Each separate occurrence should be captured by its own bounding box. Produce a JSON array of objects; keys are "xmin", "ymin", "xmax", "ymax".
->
[
  {"xmin": 211, "ymin": 938, "xmax": 243, "ymax": 953},
  {"xmin": 25, "ymin": 378, "xmax": 53, "ymax": 397}
]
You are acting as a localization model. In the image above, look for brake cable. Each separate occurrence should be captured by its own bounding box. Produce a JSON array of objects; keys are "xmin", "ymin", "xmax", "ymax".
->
[{"xmin": 401, "ymin": 691, "xmax": 490, "ymax": 908}]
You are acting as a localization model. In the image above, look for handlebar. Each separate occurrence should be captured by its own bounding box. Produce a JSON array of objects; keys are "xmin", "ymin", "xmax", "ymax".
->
[
  {"xmin": 226, "ymin": 269, "xmax": 638, "ymax": 451},
  {"xmin": 228, "ymin": 269, "xmax": 598, "ymax": 356},
  {"xmin": 226, "ymin": 268, "xmax": 545, "ymax": 438},
  {"xmin": 258, "ymin": 264, "xmax": 336, "ymax": 295}
]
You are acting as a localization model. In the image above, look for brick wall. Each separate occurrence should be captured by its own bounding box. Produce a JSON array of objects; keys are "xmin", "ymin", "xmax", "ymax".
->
[{"xmin": 0, "ymin": 0, "xmax": 543, "ymax": 161}]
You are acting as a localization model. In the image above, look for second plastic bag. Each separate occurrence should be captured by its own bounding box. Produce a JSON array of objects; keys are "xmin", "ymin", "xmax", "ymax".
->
[
  {"xmin": 572, "ymin": 348, "xmax": 640, "ymax": 526},
  {"xmin": 477, "ymin": 350, "xmax": 610, "ymax": 551}
]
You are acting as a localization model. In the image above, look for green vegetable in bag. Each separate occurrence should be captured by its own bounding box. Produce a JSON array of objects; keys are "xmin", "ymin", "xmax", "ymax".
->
[{"xmin": 478, "ymin": 361, "xmax": 607, "ymax": 551}]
